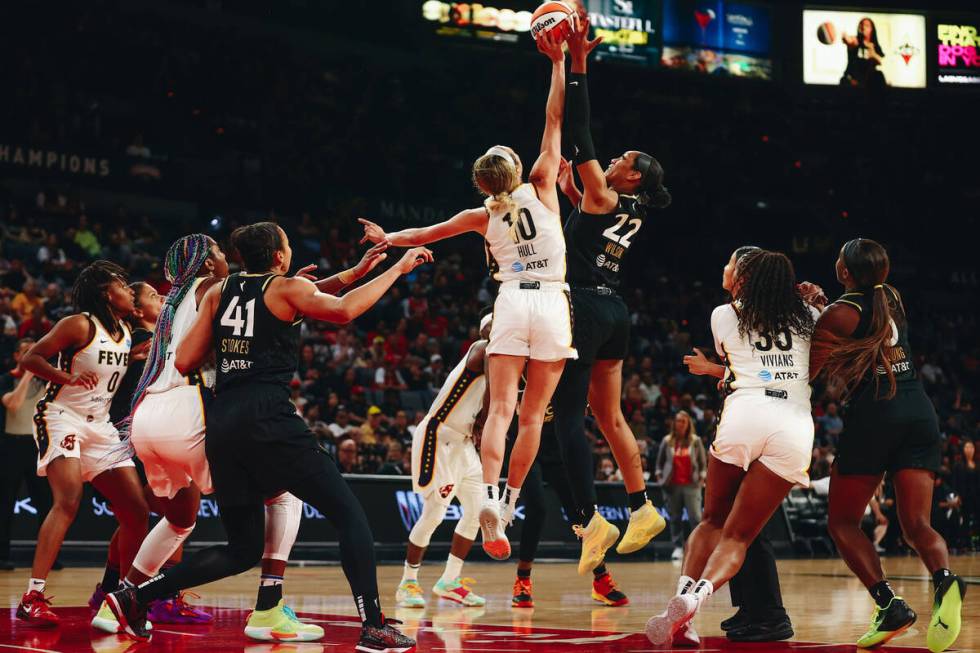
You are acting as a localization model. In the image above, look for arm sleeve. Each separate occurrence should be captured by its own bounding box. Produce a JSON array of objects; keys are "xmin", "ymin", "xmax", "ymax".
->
[{"xmin": 566, "ymin": 73, "xmax": 597, "ymax": 165}]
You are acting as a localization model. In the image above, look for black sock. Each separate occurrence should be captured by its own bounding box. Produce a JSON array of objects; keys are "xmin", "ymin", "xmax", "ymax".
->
[
  {"xmin": 869, "ymin": 580, "xmax": 896, "ymax": 608},
  {"xmin": 356, "ymin": 595, "xmax": 383, "ymax": 628},
  {"xmin": 628, "ymin": 490, "xmax": 648, "ymax": 512},
  {"xmin": 256, "ymin": 583, "xmax": 283, "ymax": 611},
  {"xmin": 101, "ymin": 564, "xmax": 120, "ymax": 590},
  {"xmin": 932, "ymin": 568, "xmax": 952, "ymax": 590},
  {"xmin": 517, "ymin": 568, "xmax": 531, "ymax": 579},
  {"xmin": 592, "ymin": 563, "xmax": 607, "ymax": 579},
  {"xmin": 580, "ymin": 504, "xmax": 596, "ymax": 521}
]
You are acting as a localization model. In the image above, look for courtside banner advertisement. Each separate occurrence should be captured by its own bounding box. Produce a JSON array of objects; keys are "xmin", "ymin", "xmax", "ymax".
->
[
  {"xmin": 934, "ymin": 17, "xmax": 980, "ymax": 86},
  {"xmin": 803, "ymin": 9, "xmax": 926, "ymax": 88},
  {"xmin": 586, "ymin": 0, "xmax": 663, "ymax": 66},
  {"xmin": 420, "ymin": 1, "xmax": 536, "ymax": 45},
  {"xmin": 661, "ymin": 0, "xmax": 772, "ymax": 79}
]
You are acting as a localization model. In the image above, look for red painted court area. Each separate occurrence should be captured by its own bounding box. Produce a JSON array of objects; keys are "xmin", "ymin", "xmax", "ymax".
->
[{"xmin": 1, "ymin": 607, "xmax": 936, "ymax": 653}]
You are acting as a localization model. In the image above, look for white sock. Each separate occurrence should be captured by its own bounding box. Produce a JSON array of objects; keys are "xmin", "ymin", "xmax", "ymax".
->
[
  {"xmin": 676, "ymin": 575, "xmax": 695, "ymax": 596},
  {"xmin": 131, "ymin": 518, "xmax": 195, "ymax": 578},
  {"xmin": 440, "ymin": 554, "xmax": 464, "ymax": 584},
  {"xmin": 28, "ymin": 578, "xmax": 45, "ymax": 594},
  {"xmin": 693, "ymin": 579, "xmax": 714, "ymax": 603},
  {"xmin": 402, "ymin": 561, "xmax": 420, "ymax": 583},
  {"xmin": 503, "ymin": 485, "xmax": 520, "ymax": 511},
  {"xmin": 483, "ymin": 484, "xmax": 499, "ymax": 504},
  {"xmin": 263, "ymin": 493, "xmax": 303, "ymax": 562}
]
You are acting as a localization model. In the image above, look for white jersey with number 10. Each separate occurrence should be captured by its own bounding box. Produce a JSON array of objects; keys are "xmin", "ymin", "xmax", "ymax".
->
[{"xmin": 483, "ymin": 183, "xmax": 566, "ymax": 283}]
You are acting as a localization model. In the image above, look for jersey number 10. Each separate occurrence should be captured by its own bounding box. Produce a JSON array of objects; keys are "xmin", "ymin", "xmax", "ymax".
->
[
  {"xmin": 220, "ymin": 296, "xmax": 256, "ymax": 337},
  {"xmin": 503, "ymin": 209, "xmax": 537, "ymax": 243}
]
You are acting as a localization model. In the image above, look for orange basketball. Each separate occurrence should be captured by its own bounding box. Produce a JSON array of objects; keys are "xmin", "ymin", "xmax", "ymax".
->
[
  {"xmin": 817, "ymin": 21, "xmax": 837, "ymax": 45},
  {"xmin": 530, "ymin": 1, "xmax": 576, "ymax": 42}
]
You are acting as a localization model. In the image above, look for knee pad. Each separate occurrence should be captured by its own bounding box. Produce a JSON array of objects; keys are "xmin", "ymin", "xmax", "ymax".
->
[
  {"xmin": 408, "ymin": 500, "xmax": 447, "ymax": 549},
  {"xmin": 132, "ymin": 518, "xmax": 196, "ymax": 578},
  {"xmin": 263, "ymin": 492, "xmax": 303, "ymax": 561}
]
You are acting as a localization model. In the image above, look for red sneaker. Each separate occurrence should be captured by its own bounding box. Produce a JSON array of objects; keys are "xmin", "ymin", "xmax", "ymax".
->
[
  {"xmin": 592, "ymin": 572, "xmax": 629, "ymax": 607},
  {"xmin": 511, "ymin": 577, "xmax": 534, "ymax": 608},
  {"xmin": 17, "ymin": 591, "xmax": 59, "ymax": 627}
]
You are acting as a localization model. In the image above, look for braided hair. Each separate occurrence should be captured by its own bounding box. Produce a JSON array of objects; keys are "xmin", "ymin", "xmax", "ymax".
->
[
  {"xmin": 733, "ymin": 250, "xmax": 814, "ymax": 341},
  {"xmin": 128, "ymin": 234, "xmax": 214, "ymax": 416},
  {"xmin": 72, "ymin": 260, "xmax": 129, "ymax": 338}
]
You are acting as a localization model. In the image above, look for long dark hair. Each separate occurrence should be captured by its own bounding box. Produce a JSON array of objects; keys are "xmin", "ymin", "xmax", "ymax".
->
[
  {"xmin": 634, "ymin": 152, "xmax": 672, "ymax": 210},
  {"xmin": 733, "ymin": 250, "xmax": 814, "ymax": 340},
  {"xmin": 72, "ymin": 260, "xmax": 128, "ymax": 337},
  {"xmin": 821, "ymin": 238, "xmax": 901, "ymax": 400},
  {"xmin": 857, "ymin": 17, "xmax": 884, "ymax": 56}
]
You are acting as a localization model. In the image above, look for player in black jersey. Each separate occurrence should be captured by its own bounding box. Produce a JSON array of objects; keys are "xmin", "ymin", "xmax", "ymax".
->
[
  {"xmin": 106, "ymin": 222, "xmax": 430, "ymax": 653},
  {"xmin": 811, "ymin": 238, "xmax": 964, "ymax": 652},
  {"xmin": 550, "ymin": 14, "xmax": 671, "ymax": 575}
]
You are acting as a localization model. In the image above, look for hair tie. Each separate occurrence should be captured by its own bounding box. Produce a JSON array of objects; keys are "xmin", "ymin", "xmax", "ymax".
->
[{"xmin": 874, "ymin": 284, "xmax": 884, "ymax": 289}]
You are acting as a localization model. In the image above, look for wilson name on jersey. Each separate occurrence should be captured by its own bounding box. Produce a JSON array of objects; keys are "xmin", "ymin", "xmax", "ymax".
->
[
  {"xmin": 711, "ymin": 303, "xmax": 817, "ymax": 408},
  {"xmin": 46, "ymin": 316, "xmax": 132, "ymax": 421},
  {"xmin": 564, "ymin": 194, "xmax": 644, "ymax": 288},
  {"xmin": 213, "ymin": 273, "xmax": 301, "ymax": 394},
  {"xmin": 484, "ymin": 183, "xmax": 566, "ymax": 283}
]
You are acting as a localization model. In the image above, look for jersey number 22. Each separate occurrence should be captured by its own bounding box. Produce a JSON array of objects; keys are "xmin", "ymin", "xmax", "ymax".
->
[{"xmin": 602, "ymin": 213, "xmax": 642, "ymax": 248}]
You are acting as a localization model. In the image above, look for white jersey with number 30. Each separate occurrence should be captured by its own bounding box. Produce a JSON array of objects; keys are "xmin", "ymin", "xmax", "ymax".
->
[{"xmin": 484, "ymin": 183, "xmax": 566, "ymax": 283}]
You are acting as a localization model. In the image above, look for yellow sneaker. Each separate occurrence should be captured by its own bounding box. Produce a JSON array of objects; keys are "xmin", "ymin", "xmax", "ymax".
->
[
  {"xmin": 573, "ymin": 512, "xmax": 620, "ymax": 576},
  {"xmin": 927, "ymin": 575, "xmax": 965, "ymax": 653},
  {"xmin": 616, "ymin": 500, "xmax": 666, "ymax": 554},
  {"xmin": 91, "ymin": 600, "xmax": 153, "ymax": 634},
  {"xmin": 244, "ymin": 600, "xmax": 324, "ymax": 642}
]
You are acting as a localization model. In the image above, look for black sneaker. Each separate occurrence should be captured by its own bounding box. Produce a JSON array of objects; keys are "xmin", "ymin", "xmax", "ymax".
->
[
  {"xmin": 720, "ymin": 608, "xmax": 749, "ymax": 632},
  {"xmin": 106, "ymin": 586, "xmax": 151, "ymax": 642},
  {"xmin": 356, "ymin": 617, "xmax": 415, "ymax": 653},
  {"xmin": 856, "ymin": 597, "xmax": 916, "ymax": 648},
  {"xmin": 727, "ymin": 617, "xmax": 795, "ymax": 642}
]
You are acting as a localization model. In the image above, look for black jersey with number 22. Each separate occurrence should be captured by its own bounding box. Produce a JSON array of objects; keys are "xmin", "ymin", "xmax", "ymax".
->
[
  {"xmin": 564, "ymin": 194, "xmax": 645, "ymax": 288},
  {"xmin": 213, "ymin": 272, "xmax": 301, "ymax": 394}
]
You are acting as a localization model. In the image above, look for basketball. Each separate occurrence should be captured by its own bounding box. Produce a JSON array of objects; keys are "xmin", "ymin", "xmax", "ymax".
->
[
  {"xmin": 817, "ymin": 21, "xmax": 836, "ymax": 45},
  {"xmin": 530, "ymin": 1, "xmax": 576, "ymax": 42}
]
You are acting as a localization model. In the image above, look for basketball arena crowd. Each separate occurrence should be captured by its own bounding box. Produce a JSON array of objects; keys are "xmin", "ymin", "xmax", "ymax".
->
[{"xmin": 2, "ymin": 1, "xmax": 979, "ymax": 562}]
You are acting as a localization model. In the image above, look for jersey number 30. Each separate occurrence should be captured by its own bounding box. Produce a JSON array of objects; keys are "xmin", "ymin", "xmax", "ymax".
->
[
  {"xmin": 221, "ymin": 296, "xmax": 256, "ymax": 337},
  {"xmin": 602, "ymin": 213, "xmax": 642, "ymax": 248}
]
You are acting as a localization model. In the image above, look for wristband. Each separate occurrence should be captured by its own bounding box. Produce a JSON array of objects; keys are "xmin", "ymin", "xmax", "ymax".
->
[{"xmin": 338, "ymin": 268, "xmax": 357, "ymax": 285}]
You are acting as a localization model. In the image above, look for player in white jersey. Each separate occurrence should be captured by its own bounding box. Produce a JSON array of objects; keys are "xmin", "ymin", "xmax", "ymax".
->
[
  {"xmin": 357, "ymin": 31, "xmax": 573, "ymax": 561},
  {"xmin": 17, "ymin": 261, "xmax": 152, "ymax": 627},
  {"xmin": 395, "ymin": 314, "xmax": 492, "ymax": 609},
  {"xmin": 95, "ymin": 233, "xmax": 391, "ymax": 640},
  {"xmin": 646, "ymin": 249, "xmax": 823, "ymax": 646}
]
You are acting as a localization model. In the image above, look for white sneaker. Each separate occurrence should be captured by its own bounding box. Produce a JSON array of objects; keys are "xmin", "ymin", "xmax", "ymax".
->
[
  {"xmin": 671, "ymin": 547, "xmax": 684, "ymax": 561},
  {"xmin": 479, "ymin": 499, "xmax": 511, "ymax": 560},
  {"xmin": 646, "ymin": 594, "xmax": 699, "ymax": 645},
  {"xmin": 673, "ymin": 622, "xmax": 701, "ymax": 647},
  {"xmin": 500, "ymin": 502, "xmax": 515, "ymax": 528}
]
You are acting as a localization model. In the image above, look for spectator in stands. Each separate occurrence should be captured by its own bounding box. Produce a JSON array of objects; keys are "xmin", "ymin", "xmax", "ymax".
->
[
  {"xmin": 375, "ymin": 354, "xmax": 407, "ymax": 391},
  {"xmin": 951, "ymin": 440, "xmax": 977, "ymax": 545},
  {"xmin": 817, "ymin": 402, "xmax": 844, "ymax": 444},
  {"xmin": 17, "ymin": 304, "xmax": 52, "ymax": 340},
  {"xmin": 377, "ymin": 441, "xmax": 406, "ymax": 476},
  {"xmin": 11, "ymin": 280, "xmax": 41, "ymax": 322},
  {"xmin": 336, "ymin": 438, "xmax": 359, "ymax": 474},
  {"xmin": 328, "ymin": 406, "xmax": 354, "ymax": 441},
  {"xmin": 361, "ymin": 406, "xmax": 384, "ymax": 444},
  {"xmin": 931, "ymin": 475, "xmax": 963, "ymax": 548},
  {"xmin": 655, "ymin": 410, "xmax": 707, "ymax": 561},
  {"xmin": 73, "ymin": 214, "xmax": 101, "ymax": 258},
  {"xmin": 425, "ymin": 354, "xmax": 446, "ymax": 390}
]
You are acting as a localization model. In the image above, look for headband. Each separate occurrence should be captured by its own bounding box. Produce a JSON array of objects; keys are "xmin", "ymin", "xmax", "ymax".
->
[
  {"xmin": 634, "ymin": 152, "xmax": 656, "ymax": 189},
  {"xmin": 486, "ymin": 146, "xmax": 518, "ymax": 168},
  {"xmin": 479, "ymin": 313, "xmax": 493, "ymax": 332}
]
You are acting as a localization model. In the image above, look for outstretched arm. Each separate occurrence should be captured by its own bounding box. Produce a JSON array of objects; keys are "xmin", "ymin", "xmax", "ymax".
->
[
  {"xmin": 359, "ymin": 208, "xmax": 487, "ymax": 248},
  {"xmin": 565, "ymin": 15, "xmax": 617, "ymax": 214},
  {"xmin": 528, "ymin": 30, "xmax": 566, "ymax": 211},
  {"xmin": 295, "ymin": 242, "xmax": 390, "ymax": 295},
  {"xmin": 176, "ymin": 285, "xmax": 220, "ymax": 375}
]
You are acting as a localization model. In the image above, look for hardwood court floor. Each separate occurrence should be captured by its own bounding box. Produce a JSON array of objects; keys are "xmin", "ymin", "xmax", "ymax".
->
[{"xmin": 2, "ymin": 556, "xmax": 976, "ymax": 652}]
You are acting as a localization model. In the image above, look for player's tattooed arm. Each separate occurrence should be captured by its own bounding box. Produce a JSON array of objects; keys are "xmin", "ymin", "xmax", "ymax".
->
[{"xmin": 21, "ymin": 314, "xmax": 98, "ymax": 389}]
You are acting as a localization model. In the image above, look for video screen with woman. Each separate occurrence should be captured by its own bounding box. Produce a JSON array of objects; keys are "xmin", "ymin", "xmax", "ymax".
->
[{"xmin": 803, "ymin": 10, "xmax": 926, "ymax": 88}]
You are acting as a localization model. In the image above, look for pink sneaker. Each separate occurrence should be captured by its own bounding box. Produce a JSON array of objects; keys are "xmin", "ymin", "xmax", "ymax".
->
[
  {"xmin": 147, "ymin": 592, "xmax": 213, "ymax": 624},
  {"xmin": 88, "ymin": 584, "xmax": 107, "ymax": 611}
]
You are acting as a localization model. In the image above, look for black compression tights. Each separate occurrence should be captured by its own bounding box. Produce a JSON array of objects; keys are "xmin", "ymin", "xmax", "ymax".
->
[
  {"xmin": 520, "ymin": 455, "xmax": 587, "ymax": 563},
  {"xmin": 135, "ymin": 465, "xmax": 383, "ymax": 626},
  {"xmin": 552, "ymin": 357, "xmax": 598, "ymax": 521}
]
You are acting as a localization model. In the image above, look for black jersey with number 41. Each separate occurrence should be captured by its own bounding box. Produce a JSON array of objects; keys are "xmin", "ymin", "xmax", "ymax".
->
[
  {"xmin": 564, "ymin": 194, "xmax": 645, "ymax": 288},
  {"xmin": 213, "ymin": 272, "xmax": 301, "ymax": 394}
]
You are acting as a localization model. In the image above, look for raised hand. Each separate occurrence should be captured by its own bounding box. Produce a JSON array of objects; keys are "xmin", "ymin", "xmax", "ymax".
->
[
  {"xmin": 683, "ymin": 348, "xmax": 715, "ymax": 376},
  {"xmin": 397, "ymin": 247, "xmax": 434, "ymax": 274},
  {"xmin": 352, "ymin": 241, "xmax": 390, "ymax": 278},
  {"xmin": 535, "ymin": 28, "xmax": 565, "ymax": 63},
  {"xmin": 797, "ymin": 281, "xmax": 828, "ymax": 310},
  {"xmin": 557, "ymin": 157, "xmax": 576, "ymax": 198},
  {"xmin": 567, "ymin": 13, "xmax": 602, "ymax": 62},
  {"xmin": 358, "ymin": 218, "xmax": 387, "ymax": 245},
  {"xmin": 293, "ymin": 264, "xmax": 319, "ymax": 282}
]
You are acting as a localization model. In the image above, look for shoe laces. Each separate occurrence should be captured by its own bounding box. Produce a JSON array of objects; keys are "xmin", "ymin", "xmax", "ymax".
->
[
  {"xmin": 595, "ymin": 574, "xmax": 618, "ymax": 592},
  {"xmin": 456, "ymin": 577, "xmax": 477, "ymax": 592},
  {"xmin": 28, "ymin": 592, "xmax": 54, "ymax": 606},
  {"xmin": 572, "ymin": 524, "xmax": 586, "ymax": 539},
  {"xmin": 402, "ymin": 580, "xmax": 423, "ymax": 596},
  {"xmin": 174, "ymin": 591, "xmax": 201, "ymax": 613},
  {"xmin": 513, "ymin": 577, "xmax": 532, "ymax": 595}
]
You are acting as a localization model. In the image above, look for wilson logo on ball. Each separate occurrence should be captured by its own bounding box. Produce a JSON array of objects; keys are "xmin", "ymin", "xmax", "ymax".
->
[{"xmin": 530, "ymin": 1, "xmax": 576, "ymax": 41}]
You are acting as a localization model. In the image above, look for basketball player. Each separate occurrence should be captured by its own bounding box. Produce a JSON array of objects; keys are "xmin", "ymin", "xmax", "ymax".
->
[
  {"xmin": 17, "ymin": 261, "xmax": 151, "ymax": 627},
  {"xmin": 550, "ymin": 13, "xmax": 670, "ymax": 575},
  {"xmin": 106, "ymin": 223, "xmax": 424, "ymax": 652},
  {"xmin": 395, "ymin": 314, "xmax": 491, "ymax": 609},
  {"xmin": 646, "ymin": 250, "xmax": 819, "ymax": 646},
  {"xmin": 811, "ymin": 238, "xmax": 964, "ymax": 652},
  {"xmin": 511, "ymin": 398, "xmax": 629, "ymax": 609},
  {"xmin": 358, "ymin": 31, "xmax": 574, "ymax": 560},
  {"xmin": 683, "ymin": 246, "xmax": 794, "ymax": 643}
]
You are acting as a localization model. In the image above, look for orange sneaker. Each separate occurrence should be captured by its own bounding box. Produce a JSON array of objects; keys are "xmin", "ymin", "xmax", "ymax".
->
[
  {"xmin": 592, "ymin": 572, "xmax": 629, "ymax": 607},
  {"xmin": 512, "ymin": 577, "xmax": 533, "ymax": 609},
  {"xmin": 17, "ymin": 591, "xmax": 59, "ymax": 627}
]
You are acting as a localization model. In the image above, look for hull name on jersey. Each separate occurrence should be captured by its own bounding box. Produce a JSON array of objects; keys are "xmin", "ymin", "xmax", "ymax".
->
[
  {"xmin": 517, "ymin": 243, "xmax": 538, "ymax": 257},
  {"xmin": 220, "ymin": 337, "xmax": 251, "ymax": 355},
  {"xmin": 97, "ymin": 350, "xmax": 130, "ymax": 366}
]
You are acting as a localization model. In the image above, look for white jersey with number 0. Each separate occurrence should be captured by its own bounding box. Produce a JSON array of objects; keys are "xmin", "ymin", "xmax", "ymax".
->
[
  {"xmin": 146, "ymin": 278, "xmax": 214, "ymax": 394},
  {"xmin": 712, "ymin": 303, "xmax": 820, "ymax": 410},
  {"xmin": 425, "ymin": 342, "xmax": 486, "ymax": 436},
  {"xmin": 484, "ymin": 183, "xmax": 566, "ymax": 283},
  {"xmin": 51, "ymin": 316, "xmax": 132, "ymax": 422}
]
